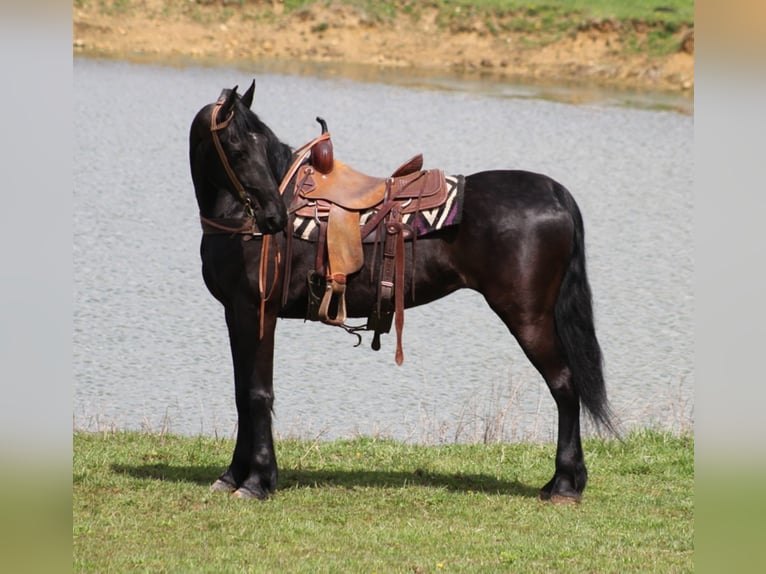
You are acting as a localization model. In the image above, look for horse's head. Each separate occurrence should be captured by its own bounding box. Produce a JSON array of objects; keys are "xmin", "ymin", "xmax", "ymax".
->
[{"xmin": 189, "ymin": 80, "xmax": 289, "ymax": 234}]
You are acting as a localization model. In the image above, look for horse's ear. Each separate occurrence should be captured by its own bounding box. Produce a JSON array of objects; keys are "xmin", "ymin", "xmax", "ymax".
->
[
  {"xmin": 219, "ymin": 85, "xmax": 239, "ymax": 120},
  {"xmin": 241, "ymin": 80, "xmax": 255, "ymax": 109}
]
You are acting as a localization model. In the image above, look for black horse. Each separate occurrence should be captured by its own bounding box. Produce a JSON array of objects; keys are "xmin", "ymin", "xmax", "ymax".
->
[{"xmin": 189, "ymin": 81, "xmax": 614, "ymax": 503}]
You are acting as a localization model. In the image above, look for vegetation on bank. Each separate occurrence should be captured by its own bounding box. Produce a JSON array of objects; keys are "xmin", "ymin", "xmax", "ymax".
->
[
  {"xmin": 285, "ymin": 0, "xmax": 695, "ymax": 34},
  {"xmin": 78, "ymin": 0, "xmax": 694, "ymax": 57},
  {"xmin": 278, "ymin": 0, "xmax": 694, "ymax": 23},
  {"xmin": 74, "ymin": 430, "xmax": 693, "ymax": 572}
]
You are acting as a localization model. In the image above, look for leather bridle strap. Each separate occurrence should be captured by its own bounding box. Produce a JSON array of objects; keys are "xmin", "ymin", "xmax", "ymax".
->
[
  {"xmin": 200, "ymin": 215, "xmax": 258, "ymax": 235},
  {"xmin": 210, "ymin": 98, "xmax": 254, "ymax": 216}
]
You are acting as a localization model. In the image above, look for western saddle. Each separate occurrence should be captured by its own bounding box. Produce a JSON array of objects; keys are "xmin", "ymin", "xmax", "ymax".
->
[{"xmin": 288, "ymin": 118, "xmax": 450, "ymax": 364}]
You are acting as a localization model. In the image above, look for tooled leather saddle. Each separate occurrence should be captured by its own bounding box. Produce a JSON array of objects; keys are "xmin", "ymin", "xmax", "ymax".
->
[{"xmin": 288, "ymin": 118, "xmax": 451, "ymax": 364}]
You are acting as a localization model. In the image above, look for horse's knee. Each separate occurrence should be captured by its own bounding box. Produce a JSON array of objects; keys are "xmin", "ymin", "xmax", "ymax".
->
[{"xmin": 249, "ymin": 388, "xmax": 274, "ymax": 410}]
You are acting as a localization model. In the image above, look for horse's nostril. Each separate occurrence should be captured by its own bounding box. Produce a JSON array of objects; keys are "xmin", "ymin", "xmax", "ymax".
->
[{"xmin": 263, "ymin": 211, "xmax": 286, "ymax": 233}]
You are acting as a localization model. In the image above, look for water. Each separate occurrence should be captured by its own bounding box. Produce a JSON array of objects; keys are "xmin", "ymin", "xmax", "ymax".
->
[{"xmin": 74, "ymin": 57, "xmax": 693, "ymax": 442}]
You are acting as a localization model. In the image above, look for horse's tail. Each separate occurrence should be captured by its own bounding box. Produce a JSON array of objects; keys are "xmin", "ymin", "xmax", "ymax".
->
[{"xmin": 553, "ymin": 183, "xmax": 616, "ymax": 434}]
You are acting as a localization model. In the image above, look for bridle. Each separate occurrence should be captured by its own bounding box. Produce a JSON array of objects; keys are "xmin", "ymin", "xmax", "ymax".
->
[
  {"xmin": 208, "ymin": 96, "xmax": 280, "ymax": 337},
  {"xmin": 203, "ymin": 99, "xmax": 332, "ymax": 338},
  {"xmin": 209, "ymin": 96, "xmax": 256, "ymax": 219}
]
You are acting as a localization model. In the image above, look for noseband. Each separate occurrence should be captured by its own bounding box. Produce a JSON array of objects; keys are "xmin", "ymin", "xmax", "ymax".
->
[{"xmin": 210, "ymin": 97, "xmax": 256, "ymax": 218}]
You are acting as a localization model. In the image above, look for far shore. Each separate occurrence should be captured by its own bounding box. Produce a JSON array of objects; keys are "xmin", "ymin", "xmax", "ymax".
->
[{"xmin": 73, "ymin": 1, "xmax": 694, "ymax": 96}]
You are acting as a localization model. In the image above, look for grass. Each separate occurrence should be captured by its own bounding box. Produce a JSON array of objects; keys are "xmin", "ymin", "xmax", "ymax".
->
[
  {"xmin": 276, "ymin": 0, "xmax": 693, "ymax": 22},
  {"xmin": 281, "ymin": 0, "xmax": 694, "ymax": 27},
  {"xmin": 92, "ymin": 0, "xmax": 693, "ymax": 29},
  {"xmin": 80, "ymin": 0, "xmax": 693, "ymax": 57},
  {"xmin": 74, "ymin": 429, "xmax": 693, "ymax": 572}
]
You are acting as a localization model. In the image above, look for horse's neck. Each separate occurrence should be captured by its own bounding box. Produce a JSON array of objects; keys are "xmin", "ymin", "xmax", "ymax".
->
[{"xmin": 273, "ymin": 140, "xmax": 294, "ymax": 174}]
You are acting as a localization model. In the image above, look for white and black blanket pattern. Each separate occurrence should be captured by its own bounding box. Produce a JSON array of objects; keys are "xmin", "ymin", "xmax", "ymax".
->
[{"xmin": 292, "ymin": 175, "xmax": 465, "ymax": 242}]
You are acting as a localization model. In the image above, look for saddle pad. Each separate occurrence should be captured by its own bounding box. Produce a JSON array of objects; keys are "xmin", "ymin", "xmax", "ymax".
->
[{"xmin": 293, "ymin": 175, "xmax": 465, "ymax": 242}]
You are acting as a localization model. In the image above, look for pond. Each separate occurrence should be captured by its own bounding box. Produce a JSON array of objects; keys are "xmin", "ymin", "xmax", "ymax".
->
[{"xmin": 74, "ymin": 57, "xmax": 693, "ymax": 443}]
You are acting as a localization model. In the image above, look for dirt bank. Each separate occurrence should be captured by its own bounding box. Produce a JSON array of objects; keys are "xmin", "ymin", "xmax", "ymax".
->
[{"xmin": 73, "ymin": 1, "xmax": 694, "ymax": 93}]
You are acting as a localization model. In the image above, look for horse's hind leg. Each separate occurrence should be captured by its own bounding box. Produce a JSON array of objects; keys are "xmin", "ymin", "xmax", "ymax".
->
[{"xmin": 492, "ymin": 306, "xmax": 587, "ymax": 503}]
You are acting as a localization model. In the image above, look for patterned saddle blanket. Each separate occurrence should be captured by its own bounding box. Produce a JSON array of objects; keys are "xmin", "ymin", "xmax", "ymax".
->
[{"xmin": 292, "ymin": 175, "xmax": 464, "ymax": 242}]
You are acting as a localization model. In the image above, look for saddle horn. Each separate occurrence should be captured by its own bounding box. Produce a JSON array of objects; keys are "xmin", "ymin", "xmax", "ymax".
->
[{"xmin": 311, "ymin": 116, "xmax": 334, "ymax": 174}]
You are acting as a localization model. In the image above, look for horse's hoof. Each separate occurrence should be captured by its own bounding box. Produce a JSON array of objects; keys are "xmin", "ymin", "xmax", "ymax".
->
[
  {"xmin": 538, "ymin": 490, "xmax": 581, "ymax": 505},
  {"xmin": 210, "ymin": 479, "xmax": 236, "ymax": 493},
  {"xmin": 549, "ymin": 493, "xmax": 581, "ymax": 505},
  {"xmin": 232, "ymin": 487, "xmax": 268, "ymax": 500}
]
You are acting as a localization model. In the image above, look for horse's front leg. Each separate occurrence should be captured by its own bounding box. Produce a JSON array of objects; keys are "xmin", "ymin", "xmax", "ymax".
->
[{"xmin": 211, "ymin": 304, "xmax": 279, "ymax": 499}]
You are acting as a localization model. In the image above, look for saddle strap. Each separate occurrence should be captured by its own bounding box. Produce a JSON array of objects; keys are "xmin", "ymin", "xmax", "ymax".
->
[
  {"xmin": 376, "ymin": 209, "xmax": 399, "ymax": 319},
  {"xmin": 393, "ymin": 221, "xmax": 407, "ymax": 365},
  {"xmin": 315, "ymin": 219, "xmax": 328, "ymax": 275},
  {"xmin": 375, "ymin": 206, "xmax": 411, "ymax": 364}
]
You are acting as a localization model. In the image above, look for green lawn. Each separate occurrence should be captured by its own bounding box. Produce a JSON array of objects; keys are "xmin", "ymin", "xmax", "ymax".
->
[{"xmin": 74, "ymin": 430, "xmax": 693, "ymax": 572}]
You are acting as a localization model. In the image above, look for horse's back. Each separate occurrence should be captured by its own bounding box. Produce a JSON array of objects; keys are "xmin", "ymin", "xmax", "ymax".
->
[{"xmin": 463, "ymin": 169, "xmax": 574, "ymax": 214}]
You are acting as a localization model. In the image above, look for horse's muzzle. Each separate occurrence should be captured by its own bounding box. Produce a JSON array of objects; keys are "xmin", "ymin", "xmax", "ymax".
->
[{"xmin": 257, "ymin": 203, "xmax": 288, "ymax": 234}]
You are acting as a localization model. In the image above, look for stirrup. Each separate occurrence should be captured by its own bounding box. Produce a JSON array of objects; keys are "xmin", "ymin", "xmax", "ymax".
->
[{"xmin": 317, "ymin": 274, "xmax": 348, "ymax": 326}]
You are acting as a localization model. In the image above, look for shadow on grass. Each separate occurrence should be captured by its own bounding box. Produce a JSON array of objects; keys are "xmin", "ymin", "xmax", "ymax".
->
[{"xmin": 111, "ymin": 463, "xmax": 540, "ymax": 498}]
